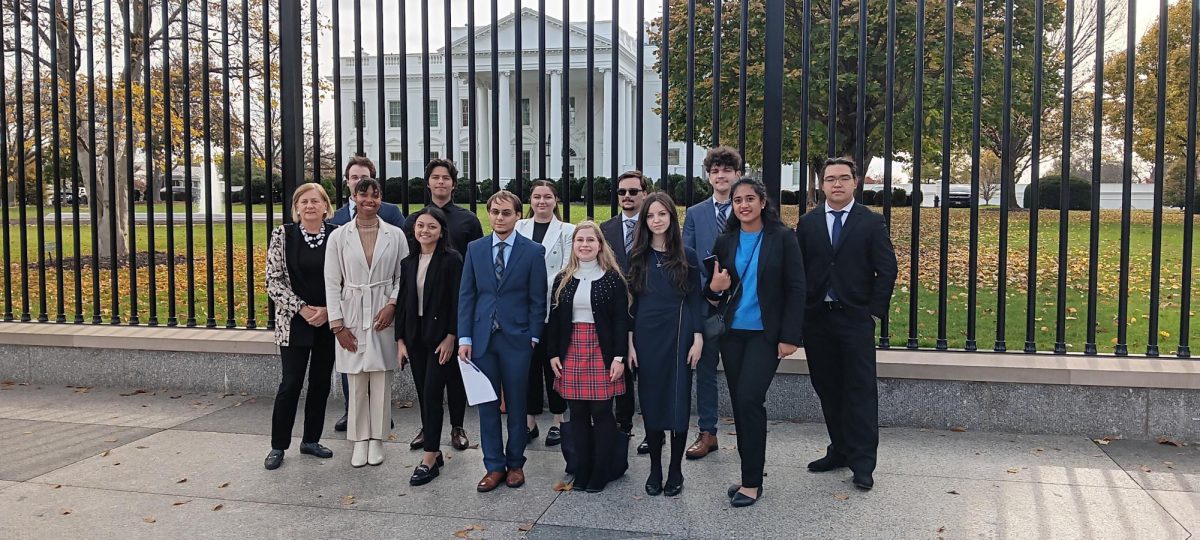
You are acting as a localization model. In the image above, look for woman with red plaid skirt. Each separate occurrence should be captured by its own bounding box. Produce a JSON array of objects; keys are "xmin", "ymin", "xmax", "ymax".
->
[{"xmin": 546, "ymin": 222, "xmax": 631, "ymax": 493}]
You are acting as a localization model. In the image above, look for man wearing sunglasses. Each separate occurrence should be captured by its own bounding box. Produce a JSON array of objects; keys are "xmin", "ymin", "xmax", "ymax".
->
[{"xmin": 600, "ymin": 170, "xmax": 648, "ymax": 442}]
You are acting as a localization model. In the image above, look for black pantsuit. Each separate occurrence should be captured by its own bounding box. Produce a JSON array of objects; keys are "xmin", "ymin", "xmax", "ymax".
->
[
  {"xmin": 526, "ymin": 339, "xmax": 567, "ymax": 416},
  {"xmin": 804, "ymin": 307, "xmax": 879, "ymax": 473},
  {"xmin": 409, "ymin": 316, "xmax": 468, "ymax": 451},
  {"xmin": 273, "ymin": 333, "xmax": 335, "ymax": 450},
  {"xmin": 718, "ymin": 330, "xmax": 782, "ymax": 488}
]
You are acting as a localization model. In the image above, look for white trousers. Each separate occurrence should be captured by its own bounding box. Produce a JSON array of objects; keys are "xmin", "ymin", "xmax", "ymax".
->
[{"xmin": 347, "ymin": 370, "xmax": 393, "ymax": 442}]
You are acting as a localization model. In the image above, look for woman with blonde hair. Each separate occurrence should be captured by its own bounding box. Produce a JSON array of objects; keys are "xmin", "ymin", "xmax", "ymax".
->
[
  {"xmin": 264, "ymin": 182, "xmax": 338, "ymax": 470},
  {"xmin": 545, "ymin": 221, "xmax": 630, "ymax": 492}
]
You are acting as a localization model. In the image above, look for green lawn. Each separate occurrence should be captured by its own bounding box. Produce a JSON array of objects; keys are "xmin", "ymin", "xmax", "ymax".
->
[{"xmin": 3, "ymin": 205, "xmax": 1198, "ymax": 355}]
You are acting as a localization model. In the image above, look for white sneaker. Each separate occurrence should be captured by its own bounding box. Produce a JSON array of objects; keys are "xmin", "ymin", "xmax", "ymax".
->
[
  {"xmin": 351, "ymin": 441, "xmax": 368, "ymax": 468},
  {"xmin": 367, "ymin": 439, "xmax": 384, "ymax": 466}
]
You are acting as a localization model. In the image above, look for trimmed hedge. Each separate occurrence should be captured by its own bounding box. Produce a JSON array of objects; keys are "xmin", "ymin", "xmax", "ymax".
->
[{"xmin": 1022, "ymin": 175, "xmax": 1091, "ymax": 210}]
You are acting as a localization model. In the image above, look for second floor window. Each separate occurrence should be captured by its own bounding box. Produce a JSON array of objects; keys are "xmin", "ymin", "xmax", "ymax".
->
[
  {"xmin": 389, "ymin": 101, "xmax": 403, "ymax": 128},
  {"xmin": 521, "ymin": 99, "xmax": 531, "ymax": 126},
  {"xmin": 427, "ymin": 100, "xmax": 439, "ymax": 128}
]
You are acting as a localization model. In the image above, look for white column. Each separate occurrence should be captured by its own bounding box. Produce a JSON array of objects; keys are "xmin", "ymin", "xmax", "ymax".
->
[
  {"xmin": 602, "ymin": 68, "xmax": 613, "ymax": 178},
  {"xmin": 615, "ymin": 74, "xmax": 625, "ymax": 173},
  {"xmin": 549, "ymin": 70, "xmax": 562, "ymax": 180},
  {"xmin": 627, "ymin": 78, "xmax": 635, "ymax": 170},
  {"xmin": 449, "ymin": 78, "xmax": 461, "ymax": 161},
  {"xmin": 499, "ymin": 71, "xmax": 513, "ymax": 185},
  {"xmin": 477, "ymin": 84, "xmax": 490, "ymax": 180}
]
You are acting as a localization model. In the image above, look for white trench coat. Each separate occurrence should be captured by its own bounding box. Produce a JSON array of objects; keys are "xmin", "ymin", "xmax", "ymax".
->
[{"xmin": 324, "ymin": 219, "xmax": 409, "ymax": 374}]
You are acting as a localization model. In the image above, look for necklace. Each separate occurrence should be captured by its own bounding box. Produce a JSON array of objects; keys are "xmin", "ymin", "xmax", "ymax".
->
[
  {"xmin": 652, "ymin": 249, "xmax": 666, "ymax": 268},
  {"xmin": 301, "ymin": 226, "xmax": 326, "ymax": 249}
]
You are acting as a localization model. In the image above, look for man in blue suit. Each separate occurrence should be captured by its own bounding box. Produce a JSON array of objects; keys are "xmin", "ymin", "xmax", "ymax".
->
[
  {"xmin": 458, "ymin": 190, "xmax": 548, "ymax": 492},
  {"xmin": 681, "ymin": 146, "xmax": 740, "ymax": 460},
  {"xmin": 327, "ymin": 155, "xmax": 406, "ymax": 433}
]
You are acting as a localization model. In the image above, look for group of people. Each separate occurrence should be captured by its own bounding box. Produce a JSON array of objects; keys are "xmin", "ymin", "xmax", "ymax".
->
[{"xmin": 263, "ymin": 147, "xmax": 898, "ymax": 507}]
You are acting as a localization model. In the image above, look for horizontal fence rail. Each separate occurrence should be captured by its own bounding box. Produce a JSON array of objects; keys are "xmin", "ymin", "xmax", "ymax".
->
[{"xmin": 0, "ymin": 0, "xmax": 1197, "ymax": 358}]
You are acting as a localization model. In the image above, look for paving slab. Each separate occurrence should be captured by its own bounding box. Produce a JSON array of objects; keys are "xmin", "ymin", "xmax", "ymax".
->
[
  {"xmin": 1098, "ymin": 439, "xmax": 1200, "ymax": 492},
  {"xmin": 0, "ymin": 418, "xmax": 159, "ymax": 481},
  {"xmin": 0, "ymin": 383, "xmax": 238, "ymax": 428},
  {"xmin": 525, "ymin": 524, "xmax": 671, "ymax": 539},
  {"xmin": 1147, "ymin": 490, "xmax": 1200, "ymax": 537},
  {"xmin": 0, "ymin": 480, "xmax": 17, "ymax": 492},
  {"xmin": 30, "ymin": 429, "xmax": 567, "ymax": 523},
  {"xmin": 0, "ymin": 483, "xmax": 530, "ymax": 539}
]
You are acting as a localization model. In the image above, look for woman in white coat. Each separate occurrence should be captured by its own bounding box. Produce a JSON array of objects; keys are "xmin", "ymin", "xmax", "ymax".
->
[
  {"xmin": 325, "ymin": 178, "xmax": 409, "ymax": 468},
  {"xmin": 516, "ymin": 180, "xmax": 575, "ymax": 445}
]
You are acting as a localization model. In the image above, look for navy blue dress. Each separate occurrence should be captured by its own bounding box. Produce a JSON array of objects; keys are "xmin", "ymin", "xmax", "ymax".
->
[{"xmin": 633, "ymin": 247, "xmax": 705, "ymax": 432}]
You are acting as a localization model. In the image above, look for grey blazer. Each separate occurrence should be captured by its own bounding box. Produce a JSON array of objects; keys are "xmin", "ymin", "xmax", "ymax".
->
[{"xmin": 683, "ymin": 198, "xmax": 724, "ymax": 281}]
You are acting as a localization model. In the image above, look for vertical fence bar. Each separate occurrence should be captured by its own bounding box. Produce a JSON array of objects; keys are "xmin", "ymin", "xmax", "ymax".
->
[
  {"xmin": 69, "ymin": 0, "xmax": 84, "ymax": 324},
  {"xmin": 636, "ymin": 0, "xmax": 644, "ymax": 171},
  {"xmin": 712, "ymin": 0, "xmax": 721, "ymax": 149},
  {"xmin": 282, "ymin": 0, "xmax": 306, "ymax": 217},
  {"xmin": 86, "ymin": 0, "xmax": 101, "ymax": 323},
  {"xmin": 491, "ymin": 0, "xmax": 499, "ymax": 194},
  {"xmin": 311, "ymin": 0, "xmax": 321, "ymax": 185},
  {"xmin": 333, "ymin": 0, "xmax": 344, "ymax": 204},
  {"xmin": 998, "ymin": 0, "xmax": 1016, "ymax": 352},
  {"xmin": 539, "ymin": 0, "xmax": 547, "ymax": 184},
  {"xmin": 33, "ymin": 0, "xmax": 48, "ymax": 322},
  {"xmin": 241, "ymin": 0, "xmax": 255, "ymax": 328},
  {"xmin": 0, "ymin": 13, "xmax": 10, "ymax": 322},
  {"xmin": 465, "ymin": 0, "xmax": 476, "ymax": 212},
  {"xmin": 50, "ymin": 0, "xmax": 65, "ymax": 323},
  {"xmin": 264, "ymin": 0, "xmax": 275, "ymax": 329},
  {"xmin": 1085, "ymin": 0, "xmax": 1105, "ymax": 354},
  {"xmin": 610, "ymin": 0, "xmax": 619, "ymax": 215},
  {"xmin": 1023, "ymin": 0, "xmax": 1045, "ymax": 353},
  {"xmin": 827, "ymin": 0, "xmax": 839, "ymax": 158},
  {"xmin": 378, "ymin": 0, "xmax": 389, "ymax": 196},
  {"xmin": 1116, "ymin": 0, "xmax": 1135, "ymax": 356},
  {"xmin": 1146, "ymin": 0, "xmax": 1169, "ymax": 357},
  {"xmin": 854, "ymin": 0, "xmax": 867, "ymax": 202},
  {"xmin": 1053, "ymin": 0, "xmax": 1073, "ymax": 353},
  {"xmin": 562, "ymin": 0, "xmax": 571, "ymax": 219},
  {"xmin": 105, "ymin": 0, "xmax": 119, "ymax": 324},
  {"xmin": 762, "ymin": 0, "xmax": 783, "ymax": 197},
  {"xmin": 737, "ymin": 0, "xmax": 747, "ymax": 164},
  {"xmin": 908, "ymin": 0, "xmax": 925, "ymax": 349},
  {"xmin": 586, "ymin": 0, "xmax": 595, "ymax": 217},
  {"xmin": 162, "ymin": 0, "xmax": 176, "ymax": 326},
  {"xmin": 182, "ymin": 0, "xmax": 197, "ymax": 327},
  {"xmin": 15, "ymin": 0, "xmax": 30, "ymax": 322},
  {"xmin": 798, "ymin": 0, "xmax": 810, "ymax": 211},
  {"xmin": 422, "ymin": 0, "xmax": 432, "ymax": 165},
  {"xmin": 936, "ymin": 0, "xmax": 952, "ymax": 350},
  {"xmin": 659, "ymin": 0, "xmax": 669, "ymax": 192},
  {"xmin": 880, "ymin": 0, "xmax": 895, "ymax": 347},
  {"xmin": 221, "ymin": 0, "xmax": 235, "ymax": 327},
  {"xmin": 123, "ymin": 0, "xmax": 139, "ymax": 325},
  {"xmin": 683, "ymin": 0, "xmax": 694, "ymax": 206},
  {"xmin": 202, "ymin": 0, "xmax": 216, "ymax": 327},
  {"xmin": 142, "ymin": 0, "xmax": 157, "ymax": 325},
  {"xmin": 1180, "ymin": 0, "xmax": 1199, "ymax": 358},
  {"xmin": 970, "ymin": 0, "xmax": 983, "ymax": 351},
  {"xmin": 353, "ymin": 0, "xmax": 364, "ymax": 156},
  {"xmin": 400, "ymin": 0, "xmax": 412, "ymax": 214},
  {"xmin": 514, "ymin": 0, "xmax": 523, "ymax": 198}
]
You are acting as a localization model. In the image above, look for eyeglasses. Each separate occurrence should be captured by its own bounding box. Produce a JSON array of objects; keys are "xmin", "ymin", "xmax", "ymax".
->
[{"xmin": 617, "ymin": 188, "xmax": 643, "ymax": 196}]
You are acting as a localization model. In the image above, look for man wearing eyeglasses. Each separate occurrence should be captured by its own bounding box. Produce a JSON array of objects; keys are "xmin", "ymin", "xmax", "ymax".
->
[
  {"xmin": 600, "ymin": 170, "xmax": 648, "ymax": 440},
  {"xmin": 680, "ymin": 146, "xmax": 741, "ymax": 460},
  {"xmin": 328, "ymin": 155, "xmax": 406, "ymax": 433}
]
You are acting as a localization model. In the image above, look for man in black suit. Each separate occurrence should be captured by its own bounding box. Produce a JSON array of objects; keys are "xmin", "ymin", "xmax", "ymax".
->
[
  {"xmin": 599, "ymin": 170, "xmax": 648, "ymax": 443},
  {"xmin": 403, "ymin": 159, "xmax": 484, "ymax": 255},
  {"xmin": 796, "ymin": 157, "xmax": 898, "ymax": 491}
]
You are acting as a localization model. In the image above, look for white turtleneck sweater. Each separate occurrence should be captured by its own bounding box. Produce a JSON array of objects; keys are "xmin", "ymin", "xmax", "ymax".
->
[{"xmin": 571, "ymin": 259, "xmax": 604, "ymax": 323}]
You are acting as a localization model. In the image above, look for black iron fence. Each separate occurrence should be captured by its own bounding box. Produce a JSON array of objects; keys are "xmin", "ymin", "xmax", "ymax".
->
[{"xmin": 0, "ymin": 0, "xmax": 1196, "ymax": 357}]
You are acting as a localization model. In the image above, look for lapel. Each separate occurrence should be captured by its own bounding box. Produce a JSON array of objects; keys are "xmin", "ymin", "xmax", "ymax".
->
[
  {"xmin": 832, "ymin": 203, "xmax": 863, "ymax": 255},
  {"xmin": 541, "ymin": 219, "xmax": 564, "ymax": 252},
  {"xmin": 498, "ymin": 235, "xmax": 526, "ymax": 290},
  {"xmin": 421, "ymin": 252, "xmax": 441, "ymax": 316},
  {"xmin": 812, "ymin": 209, "xmax": 834, "ymax": 254},
  {"xmin": 699, "ymin": 199, "xmax": 720, "ymax": 238}
]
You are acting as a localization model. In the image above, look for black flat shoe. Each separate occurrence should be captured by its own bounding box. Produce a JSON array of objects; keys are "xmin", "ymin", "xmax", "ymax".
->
[
  {"xmin": 852, "ymin": 472, "xmax": 874, "ymax": 491},
  {"xmin": 637, "ymin": 438, "xmax": 650, "ymax": 455},
  {"xmin": 527, "ymin": 424, "xmax": 540, "ymax": 440},
  {"xmin": 334, "ymin": 414, "xmax": 348, "ymax": 432},
  {"xmin": 409, "ymin": 429, "xmax": 425, "ymax": 450},
  {"xmin": 731, "ymin": 486, "xmax": 763, "ymax": 507},
  {"xmin": 644, "ymin": 471, "xmax": 663, "ymax": 496},
  {"xmin": 264, "ymin": 449, "xmax": 284, "ymax": 470},
  {"xmin": 299, "ymin": 442, "xmax": 333, "ymax": 458},
  {"xmin": 807, "ymin": 454, "xmax": 848, "ymax": 472},
  {"xmin": 727, "ymin": 484, "xmax": 741, "ymax": 499},
  {"xmin": 664, "ymin": 478, "xmax": 684, "ymax": 497},
  {"xmin": 409, "ymin": 453, "xmax": 445, "ymax": 486},
  {"xmin": 545, "ymin": 425, "xmax": 562, "ymax": 446}
]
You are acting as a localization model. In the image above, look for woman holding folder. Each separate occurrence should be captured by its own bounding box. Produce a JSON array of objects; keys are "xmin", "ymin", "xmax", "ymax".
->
[{"xmin": 396, "ymin": 207, "xmax": 467, "ymax": 486}]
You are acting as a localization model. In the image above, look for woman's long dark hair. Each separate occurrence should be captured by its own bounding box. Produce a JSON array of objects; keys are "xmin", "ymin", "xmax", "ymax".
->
[
  {"xmin": 405, "ymin": 206, "xmax": 453, "ymax": 258},
  {"xmin": 723, "ymin": 177, "xmax": 785, "ymax": 235},
  {"xmin": 628, "ymin": 192, "xmax": 692, "ymax": 295}
]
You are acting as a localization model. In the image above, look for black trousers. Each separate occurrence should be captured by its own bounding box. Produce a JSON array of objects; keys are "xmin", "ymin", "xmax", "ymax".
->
[
  {"xmin": 613, "ymin": 362, "xmax": 637, "ymax": 432},
  {"xmin": 719, "ymin": 329, "xmax": 781, "ymax": 489},
  {"xmin": 408, "ymin": 318, "xmax": 468, "ymax": 450},
  {"xmin": 527, "ymin": 338, "xmax": 567, "ymax": 416},
  {"xmin": 271, "ymin": 332, "xmax": 335, "ymax": 450},
  {"xmin": 567, "ymin": 399, "xmax": 618, "ymax": 488},
  {"xmin": 804, "ymin": 307, "xmax": 879, "ymax": 475}
]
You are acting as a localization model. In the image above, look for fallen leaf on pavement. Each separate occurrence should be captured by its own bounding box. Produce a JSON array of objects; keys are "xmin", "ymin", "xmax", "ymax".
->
[
  {"xmin": 59, "ymin": 508, "xmax": 72, "ymax": 515},
  {"xmin": 143, "ymin": 517, "xmax": 156, "ymax": 524},
  {"xmin": 552, "ymin": 481, "xmax": 572, "ymax": 492},
  {"xmin": 172, "ymin": 500, "xmax": 190, "ymax": 506},
  {"xmin": 211, "ymin": 504, "xmax": 223, "ymax": 511},
  {"xmin": 99, "ymin": 450, "xmax": 110, "ymax": 457},
  {"xmin": 119, "ymin": 389, "xmax": 147, "ymax": 397},
  {"xmin": 950, "ymin": 426, "xmax": 967, "ymax": 432},
  {"xmin": 218, "ymin": 482, "xmax": 230, "ymax": 488},
  {"xmin": 1093, "ymin": 439, "xmax": 1110, "ymax": 445},
  {"xmin": 946, "ymin": 490, "xmax": 960, "ymax": 495},
  {"xmin": 834, "ymin": 493, "xmax": 849, "ymax": 500},
  {"xmin": 387, "ymin": 433, "xmax": 398, "ymax": 441},
  {"xmin": 341, "ymin": 495, "xmax": 356, "ymax": 505},
  {"xmin": 518, "ymin": 523, "xmax": 534, "ymax": 532},
  {"xmin": 176, "ymin": 478, "xmax": 187, "ymax": 484},
  {"xmin": 1006, "ymin": 468, "xmax": 1020, "ymax": 474},
  {"xmin": 453, "ymin": 524, "xmax": 485, "ymax": 538},
  {"xmin": 1156, "ymin": 436, "xmax": 1183, "ymax": 447},
  {"xmin": 1139, "ymin": 465, "xmax": 1152, "ymax": 473},
  {"xmin": 103, "ymin": 438, "xmax": 118, "ymax": 443},
  {"xmin": 135, "ymin": 446, "xmax": 149, "ymax": 450}
]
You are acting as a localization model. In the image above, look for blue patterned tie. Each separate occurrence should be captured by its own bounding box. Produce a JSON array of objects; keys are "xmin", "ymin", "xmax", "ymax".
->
[
  {"xmin": 716, "ymin": 201, "xmax": 731, "ymax": 231},
  {"xmin": 623, "ymin": 219, "xmax": 635, "ymax": 254},
  {"xmin": 828, "ymin": 210, "xmax": 846, "ymax": 301},
  {"xmin": 494, "ymin": 242, "xmax": 507, "ymax": 280}
]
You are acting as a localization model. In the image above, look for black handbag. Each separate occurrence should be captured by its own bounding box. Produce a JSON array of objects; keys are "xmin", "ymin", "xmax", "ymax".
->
[{"xmin": 702, "ymin": 233, "xmax": 762, "ymax": 339}]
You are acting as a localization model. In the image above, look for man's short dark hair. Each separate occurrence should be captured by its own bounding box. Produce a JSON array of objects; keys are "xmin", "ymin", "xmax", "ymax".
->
[
  {"xmin": 344, "ymin": 155, "xmax": 377, "ymax": 179},
  {"xmin": 703, "ymin": 146, "xmax": 743, "ymax": 172},
  {"xmin": 616, "ymin": 170, "xmax": 649, "ymax": 191},
  {"xmin": 822, "ymin": 156, "xmax": 858, "ymax": 179},
  {"xmin": 424, "ymin": 159, "xmax": 459, "ymax": 184}
]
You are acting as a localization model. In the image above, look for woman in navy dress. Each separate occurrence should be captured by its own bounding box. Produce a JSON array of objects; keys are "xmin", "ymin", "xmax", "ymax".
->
[{"xmin": 628, "ymin": 192, "xmax": 705, "ymax": 497}]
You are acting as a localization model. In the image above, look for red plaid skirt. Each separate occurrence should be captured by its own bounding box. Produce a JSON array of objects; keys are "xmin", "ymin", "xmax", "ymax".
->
[{"xmin": 554, "ymin": 323, "xmax": 625, "ymax": 400}]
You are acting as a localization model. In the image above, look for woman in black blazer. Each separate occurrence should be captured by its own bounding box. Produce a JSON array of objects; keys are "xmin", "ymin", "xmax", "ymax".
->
[
  {"xmin": 546, "ymin": 221, "xmax": 630, "ymax": 493},
  {"xmin": 395, "ymin": 207, "xmax": 467, "ymax": 486},
  {"xmin": 706, "ymin": 178, "xmax": 806, "ymax": 507}
]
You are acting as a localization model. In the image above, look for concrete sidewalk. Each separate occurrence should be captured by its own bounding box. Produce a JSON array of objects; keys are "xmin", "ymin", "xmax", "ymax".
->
[{"xmin": 0, "ymin": 382, "xmax": 1196, "ymax": 539}]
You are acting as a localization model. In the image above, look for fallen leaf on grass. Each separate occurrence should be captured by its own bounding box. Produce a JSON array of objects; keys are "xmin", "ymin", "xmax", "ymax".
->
[
  {"xmin": 211, "ymin": 504, "xmax": 223, "ymax": 511},
  {"xmin": 833, "ymin": 493, "xmax": 849, "ymax": 500},
  {"xmin": 518, "ymin": 523, "xmax": 534, "ymax": 532},
  {"xmin": 218, "ymin": 482, "xmax": 230, "ymax": 489},
  {"xmin": 1156, "ymin": 436, "xmax": 1183, "ymax": 447},
  {"xmin": 143, "ymin": 517, "xmax": 156, "ymax": 524},
  {"xmin": 175, "ymin": 478, "xmax": 187, "ymax": 484},
  {"xmin": 949, "ymin": 426, "xmax": 967, "ymax": 432}
]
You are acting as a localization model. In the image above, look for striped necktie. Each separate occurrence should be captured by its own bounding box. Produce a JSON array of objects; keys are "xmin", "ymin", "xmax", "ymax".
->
[
  {"xmin": 623, "ymin": 218, "xmax": 635, "ymax": 253},
  {"xmin": 716, "ymin": 201, "xmax": 731, "ymax": 231}
]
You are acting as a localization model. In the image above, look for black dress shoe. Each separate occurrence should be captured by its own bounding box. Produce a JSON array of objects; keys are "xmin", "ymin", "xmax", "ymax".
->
[
  {"xmin": 730, "ymin": 486, "xmax": 762, "ymax": 508},
  {"xmin": 727, "ymin": 484, "xmax": 741, "ymax": 499},
  {"xmin": 299, "ymin": 442, "xmax": 333, "ymax": 458},
  {"xmin": 644, "ymin": 471, "xmax": 663, "ymax": 496},
  {"xmin": 264, "ymin": 449, "xmax": 284, "ymax": 470},
  {"xmin": 409, "ymin": 429, "xmax": 425, "ymax": 450},
  {"xmin": 334, "ymin": 413, "xmax": 348, "ymax": 432},
  {"xmin": 637, "ymin": 438, "xmax": 650, "ymax": 455},
  {"xmin": 545, "ymin": 425, "xmax": 562, "ymax": 446},
  {"xmin": 409, "ymin": 453, "xmax": 445, "ymax": 486},
  {"xmin": 527, "ymin": 424, "xmax": 540, "ymax": 440},
  {"xmin": 807, "ymin": 454, "xmax": 848, "ymax": 472},
  {"xmin": 663, "ymin": 477, "xmax": 684, "ymax": 497},
  {"xmin": 852, "ymin": 472, "xmax": 874, "ymax": 491},
  {"xmin": 451, "ymin": 427, "xmax": 470, "ymax": 450}
]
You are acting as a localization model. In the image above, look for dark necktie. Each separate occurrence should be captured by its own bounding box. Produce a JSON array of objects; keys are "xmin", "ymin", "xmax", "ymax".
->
[
  {"xmin": 828, "ymin": 210, "xmax": 846, "ymax": 301},
  {"xmin": 494, "ymin": 242, "xmax": 507, "ymax": 280},
  {"xmin": 716, "ymin": 201, "xmax": 731, "ymax": 231},
  {"xmin": 623, "ymin": 219, "xmax": 635, "ymax": 254}
]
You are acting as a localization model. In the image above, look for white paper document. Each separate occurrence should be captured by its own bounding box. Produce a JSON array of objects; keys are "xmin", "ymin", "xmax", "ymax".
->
[{"xmin": 457, "ymin": 358, "xmax": 499, "ymax": 406}]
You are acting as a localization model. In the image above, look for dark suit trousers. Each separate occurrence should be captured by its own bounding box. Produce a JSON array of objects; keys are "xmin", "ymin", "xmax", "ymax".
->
[
  {"xmin": 474, "ymin": 332, "xmax": 533, "ymax": 473},
  {"xmin": 526, "ymin": 338, "xmax": 567, "ymax": 416},
  {"xmin": 804, "ymin": 307, "xmax": 879, "ymax": 475},
  {"xmin": 272, "ymin": 332, "xmax": 335, "ymax": 450},
  {"xmin": 408, "ymin": 318, "xmax": 468, "ymax": 451},
  {"xmin": 719, "ymin": 330, "xmax": 781, "ymax": 489},
  {"xmin": 613, "ymin": 362, "xmax": 637, "ymax": 431}
]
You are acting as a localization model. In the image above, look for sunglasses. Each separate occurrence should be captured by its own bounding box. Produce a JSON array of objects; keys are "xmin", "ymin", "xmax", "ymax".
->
[{"xmin": 617, "ymin": 188, "xmax": 643, "ymax": 196}]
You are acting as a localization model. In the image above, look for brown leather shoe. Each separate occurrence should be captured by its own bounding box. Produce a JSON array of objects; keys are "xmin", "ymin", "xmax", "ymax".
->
[
  {"xmin": 477, "ymin": 471, "xmax": 507, "ymax": 492},
  {"xmin": 685, "ymin": 432, "xmax": 718, "ymax": 460},
  {"xmin": 505, "ymin": 468, "xmax": 526, "ymax": 488},
  {"xmin": 451, "ymin": 427, "xmax": 469, "ymax": 451}
]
